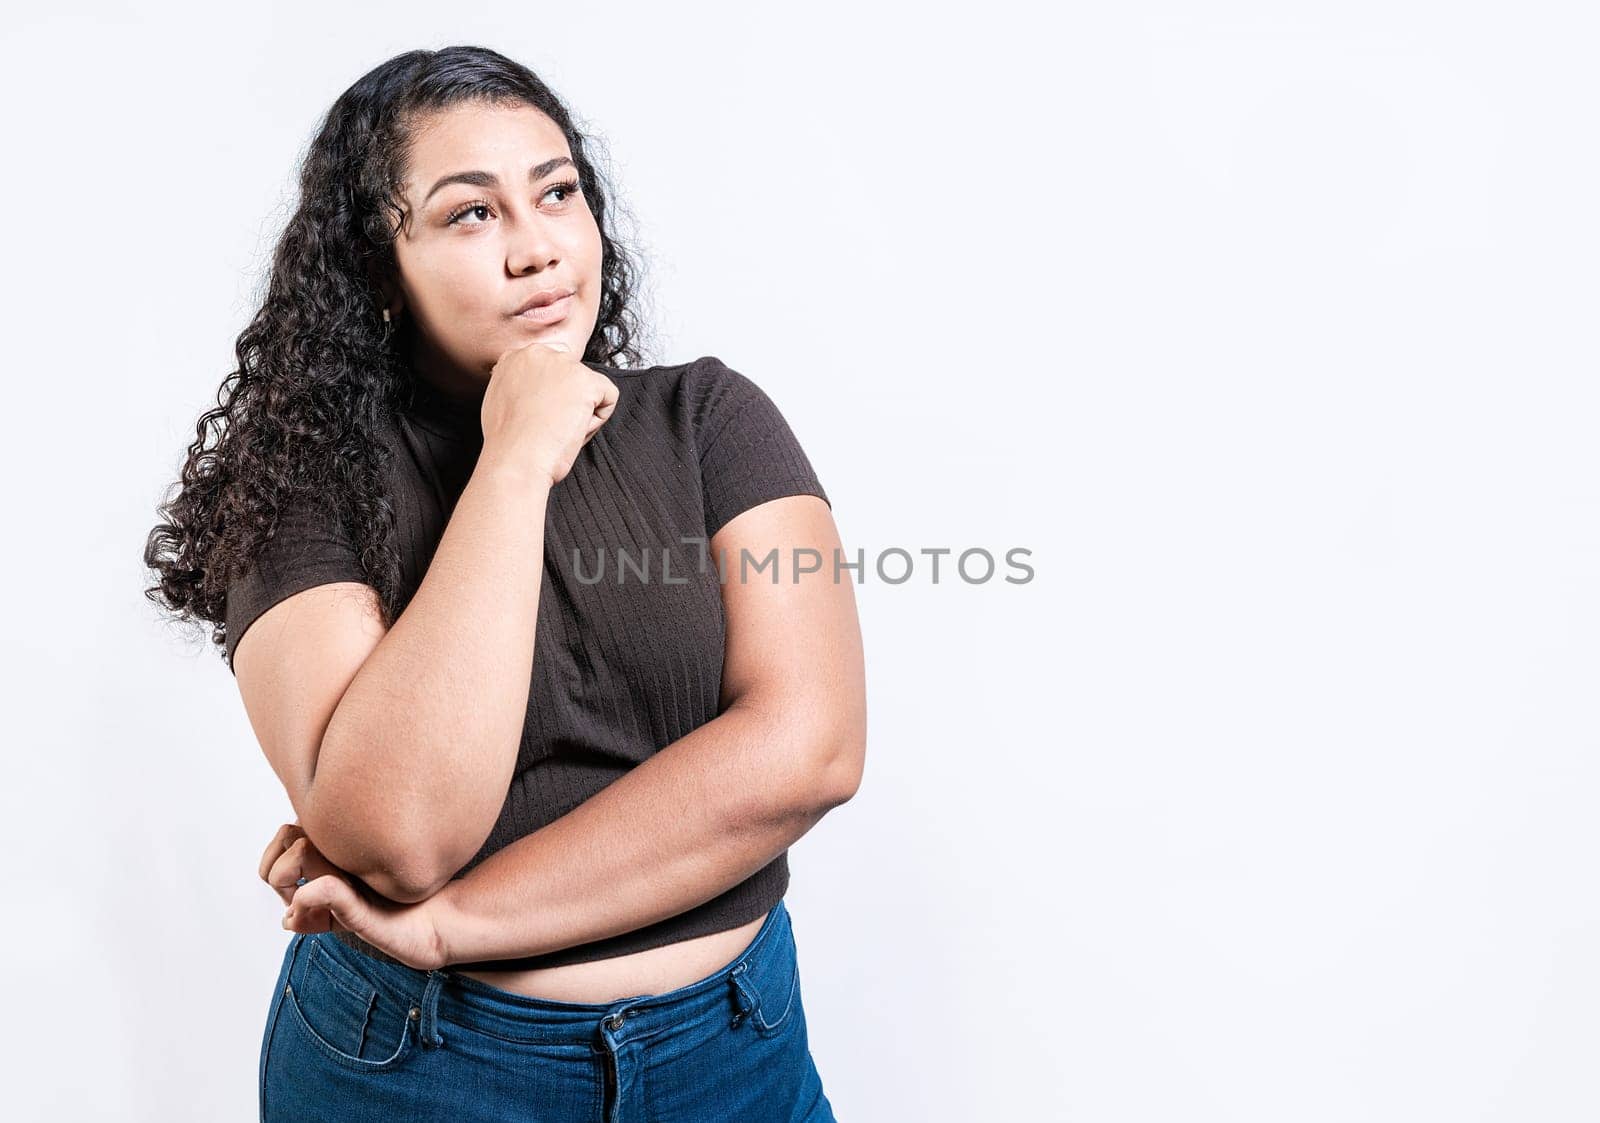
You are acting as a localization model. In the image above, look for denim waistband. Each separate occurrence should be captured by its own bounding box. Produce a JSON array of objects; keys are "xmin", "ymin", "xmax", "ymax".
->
[{"xmin": 301, "ymin": 898, "xmax": 792, "ymax": 1049}]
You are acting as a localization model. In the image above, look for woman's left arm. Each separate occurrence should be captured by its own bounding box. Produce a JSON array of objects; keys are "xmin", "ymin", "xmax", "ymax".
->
[{"xmin": 430, "ymin": 492, "xmax": 865, "ymax": 965}]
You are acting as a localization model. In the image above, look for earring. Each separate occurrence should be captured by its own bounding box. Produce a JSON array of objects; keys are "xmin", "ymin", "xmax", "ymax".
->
[{"xmin": 380, "ymin": 305, "xmax": 393, "ymax": 343}]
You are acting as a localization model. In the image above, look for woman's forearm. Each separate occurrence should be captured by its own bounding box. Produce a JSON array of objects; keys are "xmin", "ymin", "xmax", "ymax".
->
[
  {"xmin": 428, "ymin": 703, "xmax": 853, "ymax": 964},
  {"xmin": 303, "ymin": 452, "xmax": 549, "ymax": 901}
]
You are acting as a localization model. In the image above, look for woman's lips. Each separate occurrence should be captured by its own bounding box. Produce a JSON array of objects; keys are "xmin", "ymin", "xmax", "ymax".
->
[{"xmin": 515, "ymin": 293, "xmax": 573, "ymax": 325}]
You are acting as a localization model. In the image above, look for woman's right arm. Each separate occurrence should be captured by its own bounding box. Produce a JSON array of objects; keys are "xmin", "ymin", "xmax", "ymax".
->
[
  {"xmin": 232, "ymin": 345, "xmax": 617, "ymax": 904},
  {"xmin": 234, "ymin": 454, "xmax": 548, "ymax": 904}
]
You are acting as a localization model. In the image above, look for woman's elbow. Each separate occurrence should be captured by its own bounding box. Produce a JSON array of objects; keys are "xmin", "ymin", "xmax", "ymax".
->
[
  {"xmin": 299, "ymin": 798, "xmax": 460, "ymax": 904},
  {"xmin": 820, "ymin": 723, "xmax": 866, "ymax": 806},
  {"xmin": 363, "ymin": 829, "xmax": 479, "ymax": 903},
  {"xmin": 358, "ymin": 863, "xmax": 442, "ymax": 905},
  {"xmin": 801, "ymin": 702, "xmax": 866, "ymax": 811},
  {"xmin": 312, "ymin": 833, "xmax": 447, "ymax": 905}
]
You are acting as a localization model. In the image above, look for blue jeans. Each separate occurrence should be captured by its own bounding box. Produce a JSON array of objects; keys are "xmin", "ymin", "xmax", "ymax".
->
[{"xmin": 258, "ymin": 898, "xmax": 837, "ymax": 1122}]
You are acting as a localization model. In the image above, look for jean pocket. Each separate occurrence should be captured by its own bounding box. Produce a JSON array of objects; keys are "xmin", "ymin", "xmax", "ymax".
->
[
  {"xmin": 750, "ymin": 961, "xmax": 800, "ymax": 1036},
  {"xmin": 733, "ymin": 932, "xmax": 802, "ymax": 1039},
  {"xmin": 281, "ymin": 936, "xmax": 417, "ymax": 1072}
]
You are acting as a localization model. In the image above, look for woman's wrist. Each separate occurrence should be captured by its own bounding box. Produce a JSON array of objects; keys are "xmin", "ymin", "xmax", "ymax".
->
[
  {"xmin": 421, "ymin": 879, "xmax": 467, "ymax": 969},
  {"xmin": 421, "ymin": 869, "xmax": 553, "ymax": 968},
  {"xmin": 475, "ymin": 441, "xmax": 559, "ymax": 494}
]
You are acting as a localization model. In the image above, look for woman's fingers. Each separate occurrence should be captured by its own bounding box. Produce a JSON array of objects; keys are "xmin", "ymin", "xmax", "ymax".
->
[
  {"xmin": 270, "ymin": 835, "xmax": 338, "ymax": 891},
  {"xmin": 265, "ymin": 833, "xmax": 350, "ymax": 931},
  {"xmin": 258, "ymin": 822, "xmax": 304, "ymax": 885},
  {"xmin": 281, "ymin": 866, "xmax": 354, "ymax": 935},
  {"xmin": 265, "ymin": 836, "xmax": 316, "ymax": 905},
  {"xmin": 258, "ymin": 821, "xmax": 353, "ymax": 933},
  {"xmin": 284, "ymin": 875, "xmax": 355, "ymax": 935}
]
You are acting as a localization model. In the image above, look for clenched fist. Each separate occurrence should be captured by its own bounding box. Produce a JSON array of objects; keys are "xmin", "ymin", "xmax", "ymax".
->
[{"xmin": 481, "ymin": 340, "xmax": 619, "ymax": 487}]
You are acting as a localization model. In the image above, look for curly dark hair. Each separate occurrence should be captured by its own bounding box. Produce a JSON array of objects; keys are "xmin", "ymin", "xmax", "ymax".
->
[{"xmin": 143, "ymin": 45, "xmax": 652, "ymax": 666}]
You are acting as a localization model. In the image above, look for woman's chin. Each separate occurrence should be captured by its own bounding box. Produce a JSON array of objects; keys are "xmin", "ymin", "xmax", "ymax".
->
[{"xmin": 512, "ymin": 319, "xmax": 575, "ymax": 349}]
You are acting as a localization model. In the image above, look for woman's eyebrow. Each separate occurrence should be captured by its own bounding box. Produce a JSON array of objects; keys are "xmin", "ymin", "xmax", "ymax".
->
[{"xmin": 421, "ymin": 156, "xmax": 576, "ymax": 205}]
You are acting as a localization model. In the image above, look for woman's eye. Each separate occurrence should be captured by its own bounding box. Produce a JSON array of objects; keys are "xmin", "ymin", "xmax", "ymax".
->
[
  {"xmin": 544, "ymin": 179, "xmax": 580, "ymax": 204},
  {"xmin": 446, "ymin": 201, "xmax": 492, "ymax": 226}
]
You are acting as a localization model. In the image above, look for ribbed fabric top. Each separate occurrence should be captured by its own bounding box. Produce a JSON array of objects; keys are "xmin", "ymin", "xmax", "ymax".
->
[{"xmin": 223, "ymin": 355, "xmax": 830, "ymax": 969}]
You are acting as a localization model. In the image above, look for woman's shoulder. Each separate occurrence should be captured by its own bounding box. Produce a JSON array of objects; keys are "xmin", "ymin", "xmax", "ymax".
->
[
  {"xmin": 588, "ymin": 353, "xmax": 775, "ymax": 415},
  {"xmin": 584, "ymin": 354, "xmax": 749, "ymax": 429},
  {"xmin": 586, "ymin": 353, "xmax": 731, "ymax": 387}
]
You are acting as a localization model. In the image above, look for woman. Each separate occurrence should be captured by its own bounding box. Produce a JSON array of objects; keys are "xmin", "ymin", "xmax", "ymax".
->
[{"xmin": 143, "ymin": 45, "xmax": 866, "ymax": 1122}]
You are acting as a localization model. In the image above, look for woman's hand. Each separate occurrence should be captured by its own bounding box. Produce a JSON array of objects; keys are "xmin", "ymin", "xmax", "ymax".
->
[
  {"xmin": 259, "ymin": 820, "xmax": 348, "ymax": 930},
  {"xmin": 482, "ymin": 340, "xmax": 619, "ymax": 487},
  {"xmin": 259, "ymin": 821, "xmax": 450, "ymax": 971},
  {"xmin": 282, "ymin": 872, "xmax": 449, "ymax": 971}
]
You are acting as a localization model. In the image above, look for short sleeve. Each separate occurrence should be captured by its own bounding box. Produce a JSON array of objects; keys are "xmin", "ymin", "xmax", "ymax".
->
[
  {"xmin": 223, "ymin": 493, "xmax": 369, "ymax": 675},
  {"xmin": 687, "ymin": 356, "xmax": 831, "ymax": 539}
]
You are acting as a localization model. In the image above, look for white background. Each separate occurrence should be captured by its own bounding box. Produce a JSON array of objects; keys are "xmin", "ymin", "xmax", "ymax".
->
[{"xmin": 3, "ymin": 2, "xmax": 1593, "ymax": 1119}]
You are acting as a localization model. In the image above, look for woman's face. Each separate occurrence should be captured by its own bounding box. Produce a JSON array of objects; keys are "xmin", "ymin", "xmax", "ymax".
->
[{"xmin": 390, "ymin": 101, "xmax": 603, "ymax": 391}]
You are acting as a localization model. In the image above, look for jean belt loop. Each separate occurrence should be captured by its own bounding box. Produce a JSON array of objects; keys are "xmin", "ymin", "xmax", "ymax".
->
[
  {"xmin": 728, "ymin": 961, "xmax": 757, "ymax": 1029},
  {"xmin": 418, "ymin": 969, "xmax": 446, "ymax": 1048}
]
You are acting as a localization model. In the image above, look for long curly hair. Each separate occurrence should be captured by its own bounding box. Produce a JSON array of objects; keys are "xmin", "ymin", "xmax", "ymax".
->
[{"xmin": 143, "ymin": 45, "xmax": 652, "ymax": 666}]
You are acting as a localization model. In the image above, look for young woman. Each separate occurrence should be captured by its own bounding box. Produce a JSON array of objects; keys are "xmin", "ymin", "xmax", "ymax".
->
[{"xmin": 144, "ymin": 45, "xmax": 866, "ymax": 1122}]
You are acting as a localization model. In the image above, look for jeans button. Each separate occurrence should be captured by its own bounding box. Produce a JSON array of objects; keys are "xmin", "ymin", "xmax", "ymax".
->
[{"xmin": 408, "ymin": 1006, "xmax": 420, "ymax": 1020}]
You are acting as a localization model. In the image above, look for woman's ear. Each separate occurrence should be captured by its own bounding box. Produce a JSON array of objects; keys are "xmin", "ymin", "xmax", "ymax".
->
[{"xmin": 371, "ymin": 273, "xmax": 405, "ymax": 321}]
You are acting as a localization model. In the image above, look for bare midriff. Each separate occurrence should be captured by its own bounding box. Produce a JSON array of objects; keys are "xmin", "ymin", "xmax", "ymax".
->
[{"xmin": 452, "ymin": 910, "xmax": 769, "ymax": 1004}]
